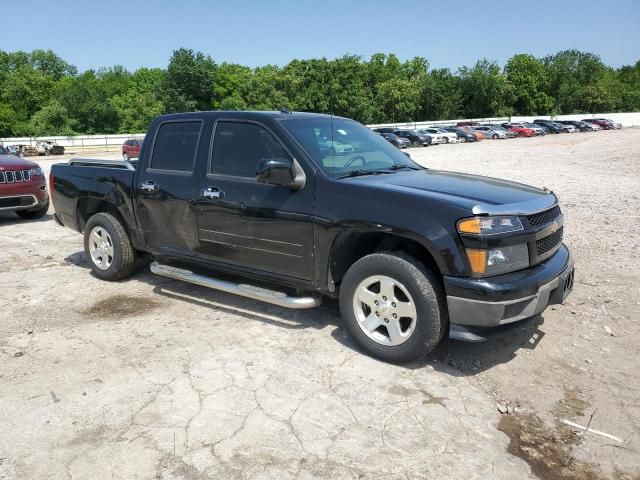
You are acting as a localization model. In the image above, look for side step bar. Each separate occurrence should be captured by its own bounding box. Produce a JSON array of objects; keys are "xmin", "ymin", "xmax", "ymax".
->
[{"xmin": 150, "ymin": 262, "xmax": 321, "ymax": 309}]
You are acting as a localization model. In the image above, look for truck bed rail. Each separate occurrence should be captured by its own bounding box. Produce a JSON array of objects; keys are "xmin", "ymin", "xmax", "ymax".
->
[{"xmin": 67, "ymin": 158, "xmax": 136, "ymax": 171}]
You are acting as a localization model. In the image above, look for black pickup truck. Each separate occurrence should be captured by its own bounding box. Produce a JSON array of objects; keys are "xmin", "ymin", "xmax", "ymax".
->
[{"xmin": 51, "ymin": 111, "xmax": 574, "ymax": 362}]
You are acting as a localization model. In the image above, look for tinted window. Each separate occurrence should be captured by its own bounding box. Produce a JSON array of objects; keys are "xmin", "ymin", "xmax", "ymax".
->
[
  {"xmin": 149, "ymin": 121, "xmax": 201, "ymax": 172},
  {"xmin": 210, "ymin": 122, "xmax": 291, "ymax": 178}
]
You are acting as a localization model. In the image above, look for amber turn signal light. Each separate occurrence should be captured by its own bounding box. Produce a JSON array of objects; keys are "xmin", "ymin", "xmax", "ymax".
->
[
  {"xmin": 465, "ymin": 249, "xmax": 487, "ymax": 274},
  {"xmin": 458, "ymin": 218, "xmax": 482, "ymax": 234}
]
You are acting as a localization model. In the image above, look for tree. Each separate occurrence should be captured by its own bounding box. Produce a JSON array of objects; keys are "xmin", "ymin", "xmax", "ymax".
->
[
  {"xmin": 458, "ymin": 60, "xmax": 513, "ymax": 118},
  {"xmin": 28, "ymin": 100, "xmax": 75, "ymax": 136},
  {"xmin": 504, "ymin": 54, "xmax": 556, "ymax": 115},
  {"xmin": 162, "ymin": 48, "xmax": 216, "ymax": 112},
  {"xmin": 110, "ymin": 68, "xmax": 165, "ymax": 132}
]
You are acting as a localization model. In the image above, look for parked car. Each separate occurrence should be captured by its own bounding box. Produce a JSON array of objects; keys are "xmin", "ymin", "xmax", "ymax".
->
[
  {"xmin": 50, "ymin": 110, "xmax": 574, "ymax": 363},
  {"xmin": 9, "ymin": 144, "xmax": 39, "ymax": 156},
  {"xmin": 525, "ymin": 123, "xmax": 549, "ymax": 135},
  {"xmin": 456, "ymin": 121, "xmax": 479, "ymax": 127},
  {"xmin": 423, "ymin": 128, "xmax": 459, "ymax": 144},
  {"xmin": 501, "ymin": 123, "xmax": 536, "ymax": 137},
  {"xmin": 582, "ymin": 119, "xmax": 611, "ymax": 130},
  {"xmin": 442, "ymin": 127, "xmax": 478, "ymax": 143},
  {"xmin": 556, "ymin": 120, "xmax": 592, "ymax": 132},
  {"xmin": 379, "ymin": 132, "xmax": 411, "ymax": 149},
  {"xmin": 374, "ymin": 128, "xmax": 431, "ymax": 147},
  {"xmin": 472, "ymin": 125, "xmax": 508, "ymax": 139},
  {"xmin": 35, "ymin": 141, "xmax": 65, "ymax": 156},
  {"xmin": 122, "ymin": 139, "xmax": 143, "ymax": 161},
  {"xmin": 459, "ymin": 126, "xmax": 485, "ymax": 140},
  {"xmin": 532, "ymin": 120, "xmax": 565, "ymax": 134},
  {"xmin": 589, "ymin": 118, "xmax": 622, "ymax": 129},
  {"xmin": 319, "ymin": 138, "xmax": 355, "ymax": 154},
  {"xmin": 417, "ymin": 128, "xmax": 445, "ymax": 145},
  {"xmin": 0, "ymin": 145, "xmax": 49, "ymax": 219}
]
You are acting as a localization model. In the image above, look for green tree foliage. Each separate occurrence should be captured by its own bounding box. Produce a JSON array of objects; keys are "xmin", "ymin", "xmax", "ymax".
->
[{"xmin": 0, "ymin": 48, "xmax": 638, "ymax": 137}]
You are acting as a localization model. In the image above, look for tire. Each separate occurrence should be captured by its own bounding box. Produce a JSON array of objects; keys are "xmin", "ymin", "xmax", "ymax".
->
[
  {"xmin": 16, "ymin": 200, "xmax": 49, "ymax": 220},
  {"xmin": 442, "ymin": 137, "xmax": 449, "ymax": 144},
  {"xmin": 411, "ymin": 140, "xmax": 419, "ymax": 147},
  {"xmin": 339, "ymin": 252, "xmax": 447, "ymax": 363},
  {"xmin": 492, "ymin": 134, "xmax": 499, "ymax": 140},
  {"xmin": 123, "ymin": 153, "xmax": 129, "ymax": 161},
  {"xmin": 83, "ymin": 212, "xmax": 136, "ymax": 281},
  {"xmin": 459, "ymin": 137, "xmax": 466, "ymax": 143}
]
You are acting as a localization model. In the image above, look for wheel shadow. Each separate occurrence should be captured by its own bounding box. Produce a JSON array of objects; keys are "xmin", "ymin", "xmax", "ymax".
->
[
  {"xmin": 61, "ymin": 248, "xmax": 545, "ymax": 372},
  {"xmin": 0, "ymin": 212, "xmax": 54, "ymax": 227}
]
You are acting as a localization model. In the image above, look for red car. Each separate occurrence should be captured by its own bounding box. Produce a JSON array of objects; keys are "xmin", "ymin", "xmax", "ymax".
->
[
  {"xmin": 0, "ymin": 145, "xmax": 49, "ymax": 219},
  {"xmin": 582, "ymin": 118, "xmax": 614, "ymax": 130},
  {"xmin": 122, "ymin": 139, "xmax": 143, "ymax": 161},
  {"xmin": 503, "ymin": 123, "xmax": 536, "ymax": 137}
]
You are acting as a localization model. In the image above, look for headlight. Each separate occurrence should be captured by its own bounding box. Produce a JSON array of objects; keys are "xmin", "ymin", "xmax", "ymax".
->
[
  {"xmin": 466, "ymin": 244, "xmax": 530, "ymax": 276},
  {"xmin": 29, "ymin": 167, "xmax": 43, "ymax": 177},
  {"xmin": 457, "ymin": 216, "xmax": 523, "ymax": 235}
]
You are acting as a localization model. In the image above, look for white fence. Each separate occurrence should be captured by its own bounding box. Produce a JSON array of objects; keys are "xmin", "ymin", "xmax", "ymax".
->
[
  {"xmin": 1, "ymin": 112, "xmax": 638, "ymax": 148},
  {"xmin": 0, "ymin": 133, "xmax": 145, "ymax": 150}
]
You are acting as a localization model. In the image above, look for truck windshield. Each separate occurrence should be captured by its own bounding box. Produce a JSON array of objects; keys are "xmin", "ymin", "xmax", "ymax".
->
[{"xmin": 281, "ymin": 117, "xmax": 421, "ymax": 178}]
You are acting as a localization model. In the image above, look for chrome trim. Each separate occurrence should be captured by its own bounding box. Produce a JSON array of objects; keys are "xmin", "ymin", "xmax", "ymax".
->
[
  {"xmin": 199, "ymin": 238, "xmax": 303, "ymax": 258},
  {"xmin": 0, "ymin": 194, "xmax": 38, "ymax": 211},
  {"xmin": 199, "ymin": 229, "xmax": 303, "ymax": 247},
  {"xmin": 68, "ymin": 158, "xmax": 136, "ymax": 171},
  {"xmin": 150, "ymin": 262, "xmax": 321, "ymax": 309},
  {"xmin": 471, "ymin": 194, "xmax": 557, "ymax": 216}
]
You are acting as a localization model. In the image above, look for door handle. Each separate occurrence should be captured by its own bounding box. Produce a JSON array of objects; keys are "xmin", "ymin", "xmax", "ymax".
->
[
  {"xmin": 202, "ymin": 187, "xmax": 223, "ymax": 199},
  {"xmin": 140, "ymin": 180, "xmax": 159, "ymax": 192}
]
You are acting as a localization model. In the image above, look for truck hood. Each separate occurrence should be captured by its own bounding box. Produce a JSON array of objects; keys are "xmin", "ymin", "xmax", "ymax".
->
[
  {"xmin": 0, "ymin": 155, "xmax": 38, "ymax": 170},
  {"xmin": 348, "ymin": 169, "xmax": 556, "ymax": 214}
]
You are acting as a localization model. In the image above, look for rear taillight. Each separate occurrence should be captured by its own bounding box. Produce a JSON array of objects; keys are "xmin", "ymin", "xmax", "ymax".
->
[{"xmin": 49, "ymin": 172, "xmax": 54, "ymax": 202}]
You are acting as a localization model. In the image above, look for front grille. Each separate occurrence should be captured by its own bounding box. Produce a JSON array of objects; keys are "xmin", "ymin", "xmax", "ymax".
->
[
  {"xmin": 0, "ymin": 170, "xmax": 30, "ymax": 183},
  {"xmin": 526, "ymin": 206, "xmax": 561, "ymax": 227},
  {"xmin": 536, "ymin": 227, "xmax": 563, "ymax": 256}
]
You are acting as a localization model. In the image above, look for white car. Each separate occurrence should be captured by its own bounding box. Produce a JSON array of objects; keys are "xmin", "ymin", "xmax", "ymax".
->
[
  {"xmin": 472, "ymin": 125, "xmax": 508, "ymax": 139},
  {"xmin": 432, "ymin": 128, "xmax": 459, "ymax": 144},
  {"xmin": 417, "ymin": 129, "xmax": 444, "ymax": 145}
]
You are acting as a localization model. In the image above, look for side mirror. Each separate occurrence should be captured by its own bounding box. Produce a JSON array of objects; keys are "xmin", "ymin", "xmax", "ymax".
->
[{"xmin": 256, "ymin": 158, "xmax": 295, "ymax": 186}]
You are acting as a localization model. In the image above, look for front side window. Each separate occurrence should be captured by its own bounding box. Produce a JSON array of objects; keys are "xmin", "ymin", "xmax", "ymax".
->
[
  {"xmin": 281, "ymin": 117, "xmax": 421, "ymax": 178},
  {"xmin": 149, "ymin": 121, "xmax": 201, "ymax": 172},
  {"xmin": 210, "ymin": 121, "xmax": 291, "ymax": 178}
]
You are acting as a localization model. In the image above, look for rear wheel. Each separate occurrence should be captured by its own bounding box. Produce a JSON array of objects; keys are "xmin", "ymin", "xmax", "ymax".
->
[
  {"xmin": 84, "ymin": 212, "xmax": 136, "ymax": 281},
  {"xmin": 442, "ymin": 137, "xmax": 449, "ymax": 144},
  {"xmin": 339, "ymin": 252, "xmax": 447, "ymax": 363}
]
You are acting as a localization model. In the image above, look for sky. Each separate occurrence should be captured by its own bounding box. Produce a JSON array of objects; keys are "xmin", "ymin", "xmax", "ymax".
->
[{"xmin": 3, "ymin": 0, "xmax": 639, "ymax": 72}]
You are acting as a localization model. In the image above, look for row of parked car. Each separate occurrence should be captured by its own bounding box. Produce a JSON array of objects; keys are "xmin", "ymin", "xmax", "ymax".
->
[
  {"xmin": 1, "ymin": 141, "xmax": 65, "ymax": 157},
  {"xmin": 373, "ymin": 117, "xmax": 623, "ymax": 148}
]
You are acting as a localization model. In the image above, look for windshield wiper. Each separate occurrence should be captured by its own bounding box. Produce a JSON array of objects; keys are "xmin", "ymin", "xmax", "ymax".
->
[
  {"xmin": 336, "ymin": 169, "xmax": 393, "ymax": 179},
  {"xmin": 387, "ymin": 163, "xmax": 422, "ymax": 171}
]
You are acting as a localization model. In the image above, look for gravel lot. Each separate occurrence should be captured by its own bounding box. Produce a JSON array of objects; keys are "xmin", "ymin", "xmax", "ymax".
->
[{"xmin": 1, "ymin": 129, "xmax": 638, "ymax": 479}]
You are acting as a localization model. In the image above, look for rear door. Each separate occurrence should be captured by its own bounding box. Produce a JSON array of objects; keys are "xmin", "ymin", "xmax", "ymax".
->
[
  {"xmin": 194, "ymin": 119, "xmax": 315, "ymax": 281},
  {"xmin": 135, "ymin": 118, "xmax": 207, "ymax": 255}
]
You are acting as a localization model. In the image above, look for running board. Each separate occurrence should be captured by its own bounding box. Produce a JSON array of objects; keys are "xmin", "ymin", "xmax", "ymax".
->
[{"xmin": 150, "ymin": 262, "xmax": 321, "ymax": 309}]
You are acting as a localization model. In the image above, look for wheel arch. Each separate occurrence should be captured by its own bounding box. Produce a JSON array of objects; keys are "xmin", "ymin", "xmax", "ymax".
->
[
  {"xmin": 76, "ymin": 198, "xmax": 139, "ymax": 247},
  {"xmin": 327, "ymin": 230, "xmax": 445, "ymax": 293}
]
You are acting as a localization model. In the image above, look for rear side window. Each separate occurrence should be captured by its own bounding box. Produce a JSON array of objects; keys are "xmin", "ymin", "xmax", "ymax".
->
[
  {"xmin": 149, "ymin": 121, "xmax": 202, "ymax": 172},
  {"xmin": 210, "ymin": 121, "xmax": 291, "ymax": 178}
]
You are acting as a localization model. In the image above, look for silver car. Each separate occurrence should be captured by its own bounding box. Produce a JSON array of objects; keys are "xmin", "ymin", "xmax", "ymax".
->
[{"xmin": 472, "ymin": 125, "xmax": 508, "ymax": 139}]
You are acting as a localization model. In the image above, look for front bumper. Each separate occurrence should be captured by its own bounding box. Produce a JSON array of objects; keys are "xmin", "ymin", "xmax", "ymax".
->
[
  {"xmin": 444, "ymin": 244, "xmax": 574, "ymax": 334},
  {"xmin": 0, "ymin": 179, "xmax": 48, "ymax": 212}
]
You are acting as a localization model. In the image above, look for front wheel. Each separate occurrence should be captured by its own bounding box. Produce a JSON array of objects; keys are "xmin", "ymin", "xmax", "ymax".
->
[
  {"xmin": 442, "ymin": 137, "xmax": 449, "ymax": 144},
  {"xmin": 339, "ymin": 252, "xmax": 447, "ymax": 363},
  {"xmin": 84, "ymin": 212, "xmax": 136, "ymax": 281},
  {"xmin": 459, "ymin": 137, "xmax": 466, "ymax": 143},
  {"xmin": 492, "ymin": 134, "xmax": 499, "ymax": 140}
]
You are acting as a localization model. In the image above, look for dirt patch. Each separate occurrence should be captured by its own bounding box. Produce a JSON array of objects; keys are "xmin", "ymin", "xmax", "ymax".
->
[
  {"xmin": 553, "ymin": 385, "xmax": 590, "ymax": 419},
  {"xmin": 84, "ymin": 295, "xmax": 161, "ymax": 318},
  {"xmin": 498, "ymin": 412, "xmax": 604, "ymax": 480}
]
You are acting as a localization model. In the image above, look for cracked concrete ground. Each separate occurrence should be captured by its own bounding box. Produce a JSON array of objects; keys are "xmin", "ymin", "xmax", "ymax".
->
[
  {"xmin": 0, "ymin": 265, "xmax": 532, "ymax": 479},
  {"xmin": 2, "ymin": 130, "xmax": 639, "ymax": 479}
]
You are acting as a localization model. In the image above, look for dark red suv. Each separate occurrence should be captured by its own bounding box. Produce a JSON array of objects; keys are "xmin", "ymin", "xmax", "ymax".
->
[
  {"xmin": 0, "ymin": 145, "xmax": 49, "ymax": 219},
  {"xmin": 122, "ymin": 139, "xmax": 143, "ymax": 161}
]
